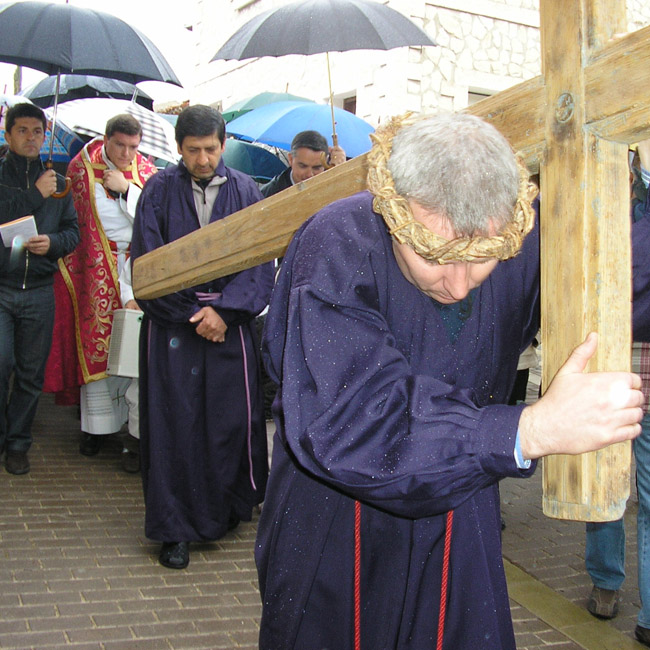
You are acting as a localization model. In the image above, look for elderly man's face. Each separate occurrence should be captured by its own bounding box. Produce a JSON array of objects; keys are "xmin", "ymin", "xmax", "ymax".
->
[
  {"xmin": 392, "ymin": 201, "xmax": 499, "ymax": 304},
  {"xmin": 104, "ymin": 131, "xmax": 141, "ymax": 170},
  {"xmin": 178, "ymin": 133, "xmax": 225, "ymax": 180},
  {"xmin": 289, "ymin": 147, "xmax": 325, "ymax": 183}
]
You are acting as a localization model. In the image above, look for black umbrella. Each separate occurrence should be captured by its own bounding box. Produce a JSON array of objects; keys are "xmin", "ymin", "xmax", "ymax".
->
[
  {"xmin": 20, "ymin": 74, "xmax": 155, "ymax": 110},
  {"xmin": 212, "ymin": 0, "xmax": 435, "ymax": 146},
  {"xmin": 0, "ymin": 2, "xmax": 181, "ymax": 84},
  {"xmin": 0, "ymin": 1, "xmax": 181, "ymax": 190}
]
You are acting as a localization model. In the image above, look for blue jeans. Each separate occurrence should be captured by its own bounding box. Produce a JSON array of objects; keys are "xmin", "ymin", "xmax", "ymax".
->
[
  {"xmin": 0, "ymin": 284, "xmax": 55, "ymax": 453},
  {"xmin": 585, "ymin": 412, "xmax": 650, "ymax": 628}
]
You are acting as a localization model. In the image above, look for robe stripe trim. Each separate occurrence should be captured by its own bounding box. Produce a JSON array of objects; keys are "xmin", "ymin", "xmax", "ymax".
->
[
  {"xmin": 238, "ymin": 325, "xmax": 257, "ymax": 491},
  {"xmin": 437, "ymin": 510, "xmax": 454, "ymax": 650},
  {"xmin": 354, "ymin": 500, "xmax": 361, "ymax": 650}
]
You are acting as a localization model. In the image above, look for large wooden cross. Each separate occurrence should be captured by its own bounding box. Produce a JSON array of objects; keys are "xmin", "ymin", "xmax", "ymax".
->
[{"xmin": 133, "ymin": 0, "xmax": 650, "ymax": 522}]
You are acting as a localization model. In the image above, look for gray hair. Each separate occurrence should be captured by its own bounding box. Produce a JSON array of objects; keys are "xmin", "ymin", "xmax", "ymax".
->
[{"xmin": 387, "ymin": 113, "xmax": 519, "ymax": 236}]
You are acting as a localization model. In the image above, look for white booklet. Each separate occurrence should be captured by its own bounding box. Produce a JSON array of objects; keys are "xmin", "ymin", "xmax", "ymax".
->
[{"xmin": 0, "ymin": 215, "xmax": 38, "ymax": 247}]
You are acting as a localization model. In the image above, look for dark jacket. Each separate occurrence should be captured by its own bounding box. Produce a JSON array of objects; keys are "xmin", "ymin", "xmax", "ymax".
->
[
  {"xmin": 260, "ymin": 167, "xmax": 292, "ymax": 198},
  {"xmin": 0, "ymin": 151, "xmax": 79, "ymax": 289}
]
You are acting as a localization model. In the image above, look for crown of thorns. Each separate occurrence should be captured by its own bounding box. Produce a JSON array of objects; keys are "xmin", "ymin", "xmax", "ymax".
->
[{"xmin": 366, "ymin": 113, "xmax": 539, "ymax": 264}]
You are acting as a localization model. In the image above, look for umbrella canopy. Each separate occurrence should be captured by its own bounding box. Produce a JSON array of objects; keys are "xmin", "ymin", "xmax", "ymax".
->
[
  {"xmin": 0, "ymin": 92, "xmax": 31, "ymax": 126},
  {"xmin": 0, "ymin": 127, "xmax": 79, "ymax": 163},
  {"xmin": 20, "ymin": 75, "xmax": 154, "ymax": 110},
  {"xmin": 0, "ymin": 93, "xmax": 85, "ymax": 160},
  {"xmin": 226, "ymin": 101, "xmax": 374, "ymax": 158},
  {"xmin": 51, "ymin": 98, "xmax": 179, "ymax": 164},
  {"xmin": 212, "ymin": 0, "xmax": 435, "ymax": 59},
  {"xmin": 222, "ymin": 138, "xmax": 287, "ymax": 183},
  {"xmin": 212, "ymin": 0, "xmax": 434, "ymax": 144},
  {"xmin": 222, "ymin": 91, "xmax": 315, "ymax": 122},
  {"xmin": 0, "ymin": 1, "xmax": 182, "ymax": 85}
]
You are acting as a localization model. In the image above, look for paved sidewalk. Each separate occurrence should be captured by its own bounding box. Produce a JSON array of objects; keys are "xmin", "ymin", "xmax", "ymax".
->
[{"xmin": 0, "ymin": 391, "xmax": 646, "ymax": 649}]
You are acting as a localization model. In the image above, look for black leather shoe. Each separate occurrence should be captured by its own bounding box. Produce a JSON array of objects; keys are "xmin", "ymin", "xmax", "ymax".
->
[
  {"xmin": 636, "ymin": 625, "xmax": 650, "ymax": 647},
  {"xmin": 5, "ymin": 451, "xmax": 30, "ymax": 475},
  {"xmin": 159, "ymin": 542, "xmax": 189, "ymax": 569},
  {"xmin": 79, "ymin": 433, "xmax": 102, "ymax": 456},
  {"xmin": 121, "ymin": 449, "xmax": 140, "ymax": 473}
]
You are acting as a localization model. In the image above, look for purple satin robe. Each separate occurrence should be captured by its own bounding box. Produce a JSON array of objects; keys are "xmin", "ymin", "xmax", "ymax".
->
[
  {"xmin": 131, "ymin": 159, "xmax": 274, "ymax": 542},
  {"xmin": 257, "ymin": 191, "xmax": 650, "ymax": 649}
]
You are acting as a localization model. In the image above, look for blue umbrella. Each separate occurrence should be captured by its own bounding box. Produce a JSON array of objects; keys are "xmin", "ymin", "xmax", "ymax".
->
[
  {"xmin": 222, "ymin": 138, "xmax": 287, "ymax": 183},
  {"xmin": 226, "ymin": 101, "xmax": 374, "ymax": 158},
  {"xmin": 222, "ymin": 91, "xmax": 315, "ymax": 122}
]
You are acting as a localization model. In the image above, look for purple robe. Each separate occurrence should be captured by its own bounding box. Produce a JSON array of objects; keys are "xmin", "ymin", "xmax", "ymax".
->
[
  {"xmin": 131, "ymin": 159, "xmax": 274, "ymax": 542},
  {"xmin": 257, "ymin": 191, "xmax": 650, "ymax": 649}
]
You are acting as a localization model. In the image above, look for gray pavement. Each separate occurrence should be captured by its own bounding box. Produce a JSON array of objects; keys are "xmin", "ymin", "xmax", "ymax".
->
[{"xmin": 0, "ymin": 387, "xmax": 647, "ymax": 649}]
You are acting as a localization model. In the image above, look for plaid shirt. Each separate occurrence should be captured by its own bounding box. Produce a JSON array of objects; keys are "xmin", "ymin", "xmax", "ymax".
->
[{"xmin": 633, "ymin": 342, "xmax": 650, "ymax": 412}]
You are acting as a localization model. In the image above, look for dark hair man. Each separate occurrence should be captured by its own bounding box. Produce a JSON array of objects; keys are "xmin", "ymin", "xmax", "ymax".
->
[
  {"xmin": 0, "ymin": 102, "xmax": 79, "ymax": 475},
  {"xmin": 260, "ymin": 129, "xmax": 346, "ymax": 197},
  {"xmin": 131, "ymin": 105, "xmax": 274, "ymax": 571}
]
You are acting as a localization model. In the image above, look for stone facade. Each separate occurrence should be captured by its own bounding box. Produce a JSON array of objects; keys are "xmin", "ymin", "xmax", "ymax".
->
[{"xmin": 193, "ymin": 1, "xmax": 650, "ymax": 134}]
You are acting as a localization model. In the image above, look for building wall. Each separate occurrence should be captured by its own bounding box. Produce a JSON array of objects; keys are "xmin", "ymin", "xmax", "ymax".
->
[{"xmin": 193, "ymin": 1, "xmax": 650, "ymax": 134}]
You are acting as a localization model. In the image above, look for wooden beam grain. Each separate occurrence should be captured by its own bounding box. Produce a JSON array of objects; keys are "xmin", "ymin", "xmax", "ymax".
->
[{"xmin": 133, "ymin": 154, "xmax": 367, "ymax": 299}]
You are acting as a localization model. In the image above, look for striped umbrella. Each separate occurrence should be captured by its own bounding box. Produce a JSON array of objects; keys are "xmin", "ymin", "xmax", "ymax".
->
[{"xmin": 50, "ymin": 98, "xmax": 178, "ymax": 163}]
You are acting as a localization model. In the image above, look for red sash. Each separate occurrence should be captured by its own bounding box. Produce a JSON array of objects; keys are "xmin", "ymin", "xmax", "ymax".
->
[{"xmin": 43, "ymin": 138, "xmax": 157, "ymax": 396}]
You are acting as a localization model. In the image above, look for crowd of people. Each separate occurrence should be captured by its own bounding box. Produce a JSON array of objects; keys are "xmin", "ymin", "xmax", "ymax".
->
[{"xmin": 2, "ymin": 100, "xmax": 650, "ymax": 648}]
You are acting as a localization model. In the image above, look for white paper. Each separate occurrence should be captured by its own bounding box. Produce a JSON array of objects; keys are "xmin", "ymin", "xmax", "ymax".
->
[{"xmin": 0, "ymin": 215, "xmax": 38, "ymax": 247}]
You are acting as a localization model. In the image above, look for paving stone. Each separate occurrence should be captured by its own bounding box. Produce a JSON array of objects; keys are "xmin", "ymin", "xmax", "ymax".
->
[{"xmin": 0, "ymin": 387, "xmax": 644, "ymax": 650}]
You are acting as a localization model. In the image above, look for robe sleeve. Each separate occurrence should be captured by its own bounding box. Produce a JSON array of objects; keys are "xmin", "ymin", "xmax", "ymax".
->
[
  {"xmin": 201, "ymin": 264, "xmax": 274, "ymax": 326},
  {"xmin": 266, "ymin": 214, "xmax": 534, "ymax": 520},
  {"xmin": 131, "ymin": 174, "xmax": 202, "ymax": 325}
]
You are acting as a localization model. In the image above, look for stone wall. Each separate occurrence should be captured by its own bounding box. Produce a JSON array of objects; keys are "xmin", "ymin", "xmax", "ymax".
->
[{"xmin": 195, "ymin": 1, "xmax": 650, "ymax": 134}]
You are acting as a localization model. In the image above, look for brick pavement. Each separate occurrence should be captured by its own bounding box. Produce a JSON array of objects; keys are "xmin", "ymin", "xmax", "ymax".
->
[{"xmin": 0, "ymin": 389, "xmax": 646, "ymax": 649}]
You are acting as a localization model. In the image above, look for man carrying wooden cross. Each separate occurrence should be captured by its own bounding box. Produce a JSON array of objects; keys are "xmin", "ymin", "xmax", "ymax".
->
[{"xmin": 255, "ymin": 112, "xmax": 650, "ymax": 649}]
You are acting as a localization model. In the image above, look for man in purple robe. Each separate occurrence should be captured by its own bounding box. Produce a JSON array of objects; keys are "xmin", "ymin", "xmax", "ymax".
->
[
  {"xmin": 131, "ymin": 105, "xmax": 274, "ymax": 570},
  {"xmin": 256, "ymin": 113, "xmax": 650, "ymax": 649}
]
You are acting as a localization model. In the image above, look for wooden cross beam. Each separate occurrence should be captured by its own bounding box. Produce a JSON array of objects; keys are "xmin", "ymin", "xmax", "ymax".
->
[{"xmin": 133, "ymin": 0, "xmax": 650, "ymax": 521}]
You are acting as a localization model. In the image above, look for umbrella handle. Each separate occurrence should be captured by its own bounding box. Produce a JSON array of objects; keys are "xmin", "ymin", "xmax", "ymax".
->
[
  {"xmin": 46, "ymin": 160, "xmax": 72, "ymax": 199},
  {"xmin": 320, "ymin": 151, "xmax": 334, "ymax": 170}
]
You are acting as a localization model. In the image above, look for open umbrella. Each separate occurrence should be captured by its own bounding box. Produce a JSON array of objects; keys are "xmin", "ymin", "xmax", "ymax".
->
[
  {"xmin": 0, "ymin": 93, "xmax": 84, "ymax": 166},
  {"xmin": 51, "ymin": 98, "xmax": 179, "ymax": 164},
  {"xmin": 0, "ymin": 2, "xmax": 181, "ymax": 84},
  {"xmin": 0, "ymin": 1, "xmax": 182, "ymax": 187},
  {"xmin": 222, "ymin": 138, "xmax": 287, "ymax": 183},
  {"xmin": 0, "ymin": 127, "xmax": 75, "ymax": 163},
  {"xmin": 222, "ymin": 91, "xmax": 315, "ymax": 122},
  {"xmin": 226, "ymin": 100, "xmax": 374, "ymax": 158},
  {"xmin": 20, "ymin": 75, "xmax": 154, "ymax": 110},
  {"xmin": 212, "ymin": 0, "xmax": 435, "ymax": 145},
  {"xmin": 0, "ymin": 91, "xmax": 31, "ymax": 126}
]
